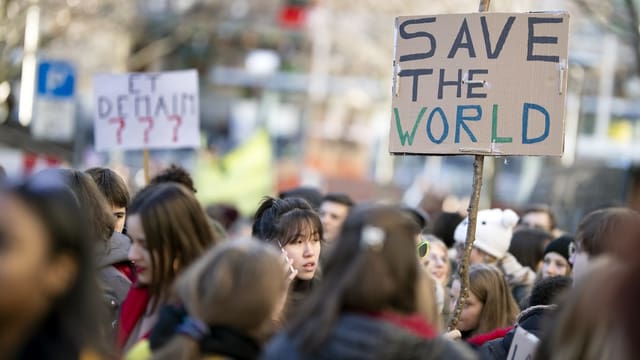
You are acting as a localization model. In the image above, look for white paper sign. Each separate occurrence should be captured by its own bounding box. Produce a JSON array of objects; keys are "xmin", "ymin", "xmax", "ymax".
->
[
  {"xmin": 507, "ymin": 326, "xmax": 540, "ymax": 360},
  {"xmin": 93, "ymin": 70, "xmax": 200, "ymax": 151}
]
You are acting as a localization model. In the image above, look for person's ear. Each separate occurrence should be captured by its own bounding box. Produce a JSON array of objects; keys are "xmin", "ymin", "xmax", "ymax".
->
[{"xmin": 43, "ymin": 253, "xmax": 78, "ymax": 298}]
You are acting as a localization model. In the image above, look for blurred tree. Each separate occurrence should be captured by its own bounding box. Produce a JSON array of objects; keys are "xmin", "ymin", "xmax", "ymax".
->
[{"xmin": 576, "ymin": 0, "xmax": 640, "ymax": 74}]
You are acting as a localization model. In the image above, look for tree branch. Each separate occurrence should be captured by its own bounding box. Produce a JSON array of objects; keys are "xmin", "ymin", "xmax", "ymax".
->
[{"xmin": 624, "ymin": 0, "xmax": 640, "ymax": 75}]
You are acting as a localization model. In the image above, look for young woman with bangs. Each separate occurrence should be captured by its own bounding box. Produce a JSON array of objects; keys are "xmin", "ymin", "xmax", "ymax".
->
[
  {"xmin": 117, "ymin": 182, "xmax": 221, "ymax": 354},
  {"xmin": 252, "ymin": 197, "xmax": 323, "ymax": 322}
]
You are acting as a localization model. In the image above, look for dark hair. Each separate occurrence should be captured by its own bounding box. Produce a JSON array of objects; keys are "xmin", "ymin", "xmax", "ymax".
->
[
  {"xmin": 279, "ymin": 187, "xmax": 323, "ymax": 210},
  {"xmin": 509, "ymin": 228, "xmax": 553, "ymax": 271},
  {"xmin": 402, "ymin": 206, "xmax": 429, "ymax": 232},
  {"xmin": 128, "ymin": 183, "xmax": 219, "ymax": 310},
  {"xmin": 432, "ymin": 212, "xmax": 464, "ymax": 248},
  {"xmin": 575, "ymin": 207, "xmax": 640, "ymax": 258},
  {"xmin": 205, "ymin": 203, "xmax": 240, "ymax": 231},
  {"xmin": 321, "ymin": 193, "xmax": 354, "ymax": 207},
  {"xmin": 287, "ymin": 205, "xmax": 421, "ymax": 352},
  {"xmin": 252, "ymin": 197, "xmax": 322, "ymax": 247},
  {"xmin": 0, "ymin": 164, "xmax": 6, "ymax": 182},
  {"xmin": 6, "ymin": 176, "xmax": 102, "ymax": 357},
  {"xmin": 521, "ymin": 204, "xmax": 557, "ymax": 231},
  {"xmin": 150, "ymin": 165, "xmax": 196, "ymax": 193},
  {"xmin": 85, "ymin": 167, "xmax": 130, "ymax": 209},
  {"xmin": 529, "ymin": 276, "xmax": 572, "ymax": 307},
  {"xmin": 34, "ymin": 168, "xmax": 115, "ymax": 243},
  {"xmin": 544, "ymin": 235, "xmax": 573, "ymax": 264}
]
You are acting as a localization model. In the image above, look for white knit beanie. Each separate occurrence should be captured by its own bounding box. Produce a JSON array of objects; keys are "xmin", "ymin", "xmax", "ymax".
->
[{"xmin": 454, "ymin": 208, "xmax": 519, "ymax": 259}]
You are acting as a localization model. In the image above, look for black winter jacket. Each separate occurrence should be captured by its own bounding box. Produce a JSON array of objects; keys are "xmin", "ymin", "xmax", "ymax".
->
[
  {"xmin": 262, "ymin": 313, "xmax": 477, "ymax": 360},
  {"xmin": 478, "ymin": 305, "xmax": 556, "ymax": 360}
]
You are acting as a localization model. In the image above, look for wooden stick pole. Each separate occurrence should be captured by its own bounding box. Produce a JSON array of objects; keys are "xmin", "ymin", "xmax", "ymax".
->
[
  {"xmin": 449, "ymin": 155, "xmax": 485, "ymax": 330},
  {"xmin": 448, "ymin": 0, "xmax": 490, "ymax": 332},
  {"xmin": 143, "ymin": 149, "xmax": 150, "ymax": 185}
]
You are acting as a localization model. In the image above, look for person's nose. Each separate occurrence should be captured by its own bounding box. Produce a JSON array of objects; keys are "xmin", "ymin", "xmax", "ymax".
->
[
  {"xmin": 303, "ymin": 242, "xmax": 314, "ymax": 258},
  {"xmin": 128, "ymin": 243, "xmax": 141, "ymax": 262}
]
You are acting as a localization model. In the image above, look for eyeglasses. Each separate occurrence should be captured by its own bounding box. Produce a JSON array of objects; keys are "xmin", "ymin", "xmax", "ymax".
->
[{"xmin": 417, "ymin": 237, "xmax": 430, "ymax": 259}]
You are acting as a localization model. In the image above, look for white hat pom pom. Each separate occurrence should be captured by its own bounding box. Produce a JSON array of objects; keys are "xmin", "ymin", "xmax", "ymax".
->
[{"xmin": 501, "ymin": 209, "xmax": 519, "ymax": 228}]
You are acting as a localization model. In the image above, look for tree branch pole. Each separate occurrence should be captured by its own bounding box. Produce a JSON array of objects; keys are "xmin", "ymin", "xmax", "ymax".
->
[
  {"xmin": 478, "ymin": 0, "xmax": 491, "ymax": 12},
  {"xmin": 143, "ymin": 149, "xmax": 150, "ymax": 185},
  {"xmin": 448, "ymin": 0, "xmax": 490, "ymax": 332},
  {"xmin": 448, "ymin": 155, "xmax": 485, "ymax": 330}
]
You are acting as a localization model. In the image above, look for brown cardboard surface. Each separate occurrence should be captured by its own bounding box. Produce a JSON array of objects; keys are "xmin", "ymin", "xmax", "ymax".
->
[{"xmin": 390, "ymin": 12, "xmax": 570, "ymax": 156}]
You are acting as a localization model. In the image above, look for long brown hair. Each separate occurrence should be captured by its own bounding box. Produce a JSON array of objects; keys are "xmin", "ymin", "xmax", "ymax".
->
[
  {"xmin": 287, "ymin": 205, "xmax": 422, "ymax": 352},
  {"xmin": 152, "ymin": 238, "xmax": 288, "ymax": 360},
  {"xmin": 128, "ymin": 183, "xmax": 219, "ymax": 310},
  {"xmin": 468, "ymin": 264, "xmax": 519, "ymax": 335}
]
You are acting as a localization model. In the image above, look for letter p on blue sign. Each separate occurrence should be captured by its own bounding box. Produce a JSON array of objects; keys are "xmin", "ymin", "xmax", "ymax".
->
[{"xmin": 37, "ymin": 61, "xmax": 75, "ymax": 99}]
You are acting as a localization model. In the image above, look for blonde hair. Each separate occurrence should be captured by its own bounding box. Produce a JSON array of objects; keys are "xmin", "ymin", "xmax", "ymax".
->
[
  {"xmin": 153, "ymin": 238, "xmax": 288, "ymax": 359},
  {"xmin": 424, "ymin": 236, "xmax": 452, "ymax": 286},
  {"xmin": 468, "ymin": 264, "xmax": 519, "ymax": 335},
  {"xmin": 416, "ymin": 267, "xmax": 442, "ymax": 332}
]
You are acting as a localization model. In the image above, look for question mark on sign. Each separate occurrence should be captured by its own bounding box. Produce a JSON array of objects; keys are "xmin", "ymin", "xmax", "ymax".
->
[
  {"xmin": 168, "ymin": 115, "xmax": 182, "ymax": 142},
  {"xmin": 138, "ymin": 116, "xmax": 154, "ymax": 144},
  {"xmin": 109, "ymin": 117, "xmax": 125, "ymax": 145}
]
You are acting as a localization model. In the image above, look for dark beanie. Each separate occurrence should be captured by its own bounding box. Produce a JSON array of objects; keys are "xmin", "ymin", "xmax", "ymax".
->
[{"xmin": 543, "ymin": 235, "xmax": 573, "ymax": 264}]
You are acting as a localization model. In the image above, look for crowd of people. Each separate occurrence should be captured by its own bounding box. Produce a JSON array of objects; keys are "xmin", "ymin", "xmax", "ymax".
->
[{"xmin": 0, "ymin": 163, "xmax": 639, "ymax": 360}]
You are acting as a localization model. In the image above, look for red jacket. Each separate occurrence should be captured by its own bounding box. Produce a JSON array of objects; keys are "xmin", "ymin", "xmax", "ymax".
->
[
  {"xmin": 116, "ymin": 286, "xmax": 151, "ymax": 350},
  {"xmin": 368, "ymin": 312, "xmax": 437, "ymax": 339},
  {"xmin": 467, "ymin": 326, "xmax": 513, "ymax": 347}
]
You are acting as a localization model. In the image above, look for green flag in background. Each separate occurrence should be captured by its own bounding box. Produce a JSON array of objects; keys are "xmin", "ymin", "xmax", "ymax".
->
[{"xmin": 195, "ymin": 130, "xmax": 275, "ymax": 216}]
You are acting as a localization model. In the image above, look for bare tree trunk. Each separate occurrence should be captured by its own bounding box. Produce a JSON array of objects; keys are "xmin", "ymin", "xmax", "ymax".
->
[{"xmin": 624, "ymin": 0, "xmax": 640, "ymax": 75}]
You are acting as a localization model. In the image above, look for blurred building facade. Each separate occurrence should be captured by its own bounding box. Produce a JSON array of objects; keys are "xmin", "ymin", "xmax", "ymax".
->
[{"xmin": 0, "ymin": 0, "xmax": 639, "ymax": 226}]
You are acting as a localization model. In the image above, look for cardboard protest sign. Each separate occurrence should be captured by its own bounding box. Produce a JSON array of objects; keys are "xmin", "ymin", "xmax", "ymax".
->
[
  {"xmin": 390, "ymin": 12, "xmax": 570, "ymax": 156},
  {"xmin": 93, "ymin": 70, "xmax": 200, "ymax": 151},
  {"xmin": 507, "ymin": 326, "xmax": 540, "ymax": 360}
]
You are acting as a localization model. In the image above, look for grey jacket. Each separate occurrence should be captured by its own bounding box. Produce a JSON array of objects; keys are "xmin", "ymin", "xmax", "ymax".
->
[{"xmin": 95, "ymin": 232, "xmax": 133, "ymax": 333}]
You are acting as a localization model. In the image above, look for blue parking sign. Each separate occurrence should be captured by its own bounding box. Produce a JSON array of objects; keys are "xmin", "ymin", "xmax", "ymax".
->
[{"xmin": 37, "ymin": 61, "xmax": 75, "ymax": 98}]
